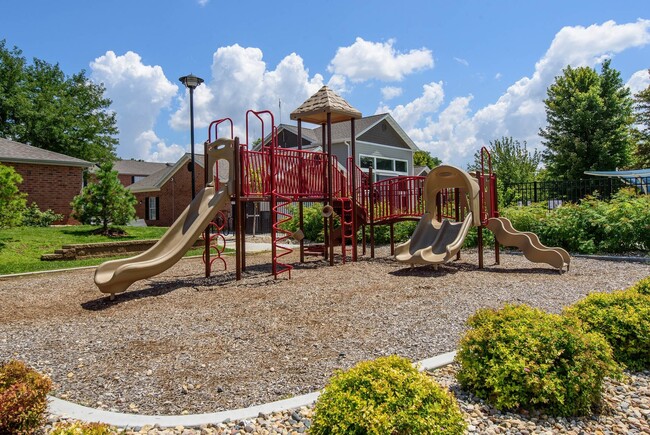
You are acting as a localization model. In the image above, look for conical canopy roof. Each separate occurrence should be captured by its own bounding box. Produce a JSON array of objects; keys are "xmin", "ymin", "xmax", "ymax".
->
[{"xmin": 290, "ymin": 86, "xmax": 362, "ymax": 125}]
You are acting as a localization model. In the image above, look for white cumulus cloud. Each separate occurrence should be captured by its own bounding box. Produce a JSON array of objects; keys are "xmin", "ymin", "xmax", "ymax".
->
[
  {"xmin": 381, "ymin": 86, "xmax": 403, "ymax": 101},
  {"xmin": 377, "ymin": 81, "xmax": 444, "ymax": 131},
  {"xmin": 627, "ymin": 68, "xmax": 650, "ymax": 94},
  {"xmin": 379, "ymin": 19, "xmax": 650, "ymax": 167},
  {"xmin": 454, "ymin": 57, "xmax": 469, "ymax": 67},
  {"xmin": 90, "ymin": 51, "xmax": 179, "ymax": 162},
  {"xmin": 328, "ymin": 37, "xmax": 433, "ymax": 82},
  {"xmin": 170, "ymin": 45, "xmax": 324, "ymax": 141}
]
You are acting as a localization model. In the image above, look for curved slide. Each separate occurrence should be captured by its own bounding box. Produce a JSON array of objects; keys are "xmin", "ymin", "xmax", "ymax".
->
[
  {"xmin": 486, "ymin": 217, "xmax": 570, "ymax": 272},
  {"xmin": 395, "ymin": 212, "xmax": 474, "ymax": 265},
  {"xmin": 94, "ymin": 184, "xmax": 229, "ymax": 297}
]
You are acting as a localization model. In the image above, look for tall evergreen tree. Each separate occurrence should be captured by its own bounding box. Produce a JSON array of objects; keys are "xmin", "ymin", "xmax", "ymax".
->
[
  {"xmin": 632, "ymin": 70, "xmax": 650, "ymax": 168},
  {"xmin": 71, "ymin": 162, "xmax": 136, "ymax": 234},
  {"xmin": 0, "ymin": 40, "xmax": 118, "ymax": 162},
  {"xmin": 539, "ymin": 59, "xmax": 634, "ymax": 180}
]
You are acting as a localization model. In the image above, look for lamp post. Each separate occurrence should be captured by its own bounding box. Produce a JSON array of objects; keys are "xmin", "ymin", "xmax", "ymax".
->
[{"xmin": 179, "ymin": 73, "xmax": 204, "ymax": 199}]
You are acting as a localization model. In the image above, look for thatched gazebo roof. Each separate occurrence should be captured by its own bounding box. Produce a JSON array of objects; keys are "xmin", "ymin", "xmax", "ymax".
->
[{"xmin": 290, "ymin": 86, "xmax": 362, "ymax": 125}]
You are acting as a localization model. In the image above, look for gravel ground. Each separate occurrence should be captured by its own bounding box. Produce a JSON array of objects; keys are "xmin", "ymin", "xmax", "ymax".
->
[{"xmin": 1, "ymin": 245, "xmax": 649, "ymax": 432}]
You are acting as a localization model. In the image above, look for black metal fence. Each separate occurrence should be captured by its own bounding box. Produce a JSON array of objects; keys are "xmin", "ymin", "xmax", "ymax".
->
[{"xmin": 506, "ymin": 177, "xmax": 649, "ymax": 208}]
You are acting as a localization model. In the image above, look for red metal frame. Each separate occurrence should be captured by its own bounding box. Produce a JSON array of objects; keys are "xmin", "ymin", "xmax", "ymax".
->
[
  {"xmin": 201, "ymin": 217, "xmax": 227, "ymax": 272},
  {"xmin": 204, "ymin": 110, "xmax": 502, "ymax": 278}
]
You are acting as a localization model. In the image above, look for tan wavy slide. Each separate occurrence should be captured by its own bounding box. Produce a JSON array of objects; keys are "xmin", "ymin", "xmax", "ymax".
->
[
  {"xmin": 486, "ymin": 217, "xmax": 570, "ymax": 272},
  {"xmin": 395, "ymin": 212, "xmax": 474, "ymax": 265},
  {"xmin": 94, "ymin": 186, "xmax": 229, "ymax": 297}
]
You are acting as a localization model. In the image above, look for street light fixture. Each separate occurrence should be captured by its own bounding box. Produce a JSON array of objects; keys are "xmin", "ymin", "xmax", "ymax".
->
[{"xmin": 179, "ymin": 73, "xmax": 204, "ymax": 199}]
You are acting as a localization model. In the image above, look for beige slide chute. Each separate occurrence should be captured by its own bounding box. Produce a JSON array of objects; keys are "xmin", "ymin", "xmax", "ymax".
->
[{"xmin": 94, "ymin": 139, "xmax": 235, "ymax": 297}]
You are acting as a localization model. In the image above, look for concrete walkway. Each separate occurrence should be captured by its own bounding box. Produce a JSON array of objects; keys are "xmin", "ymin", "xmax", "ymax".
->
[{"xmin": 48, "ymin": 351, "xmax": 456, "ymax": 428}]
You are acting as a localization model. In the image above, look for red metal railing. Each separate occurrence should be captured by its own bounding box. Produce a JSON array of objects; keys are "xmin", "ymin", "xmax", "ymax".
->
[
  {"xmin": 346, "ymin": 157, "xmax": 370, "ymax": 214},
  {"xmin": 372, "ymin": 176, "xmax": 426, "ymax": 222}
]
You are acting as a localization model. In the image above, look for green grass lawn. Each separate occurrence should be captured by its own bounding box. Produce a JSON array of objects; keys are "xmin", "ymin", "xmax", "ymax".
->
[{"xmin": 0, "ymin": 225, "xmax": 210, "ymax": 275}]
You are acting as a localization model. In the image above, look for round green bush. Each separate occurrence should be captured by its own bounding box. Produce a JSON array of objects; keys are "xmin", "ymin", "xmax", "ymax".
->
[
  {"xmin": 564, "ymin": 289, "xmax": 650, "ymax": 371},
  {"xmin": 311, "ymin": 355, "xmax": 466, "ymax": 434},
  {"xmin": 456, "ymin": 304, "xmax": 620, "ymax": 417},
  {"xmin": 629, "ymin": 275, "xmax": 650, "ymax": 295},
  {"xmin": 0, "ymin": 359, "xmax": 53, "ymax": 434}
]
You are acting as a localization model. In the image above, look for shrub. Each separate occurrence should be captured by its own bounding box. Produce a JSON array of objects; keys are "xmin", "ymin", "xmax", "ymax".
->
[
  {"xmin": 456, "ymin": 304, "xmax": 620, "ymax": 416},
  {"xmin": 22, "ymin": 202, "xmax": 64, "ymax": 227},
  {"xmin": 629, "ymin": 276, "xmax": 650, "ymax": 295},
  {"xmin": 0, "ymin": 163, "xmax": 27, "ymax": 228},
  {"xmin": 50, "ymin": 421, "xmax": 116, "ymax": 434},
  {"xmin": 564, "ymin": 289, "xmax": 650, "ymax": 371},
  {"xmin": 0, "ymin": 359, "xmax": 53, "ymax": 434},
  {"xmin": 311, "ymin": 355, "xmax": 466, "ymax": 434}
]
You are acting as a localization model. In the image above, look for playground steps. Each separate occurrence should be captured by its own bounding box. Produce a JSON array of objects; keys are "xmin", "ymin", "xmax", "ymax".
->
[{"xmin": 486, "ymin": 217, "xmax": 570, "ymax": 272}]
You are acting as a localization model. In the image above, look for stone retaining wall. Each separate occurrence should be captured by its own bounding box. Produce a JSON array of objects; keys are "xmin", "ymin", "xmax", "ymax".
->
[{"xmin": 41, "ymin": 239, "xmax": 203, "ymax": 261}]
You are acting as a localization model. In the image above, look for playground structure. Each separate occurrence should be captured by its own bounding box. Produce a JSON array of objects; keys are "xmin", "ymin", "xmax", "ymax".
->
[{"xmin": 94, "ymin": 86, "xmax": 570, "ymax": 297}]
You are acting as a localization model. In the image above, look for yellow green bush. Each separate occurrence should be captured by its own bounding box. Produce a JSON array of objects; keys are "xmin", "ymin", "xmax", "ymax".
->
[
  {"xmin": 0, "ymin": 359, "xmax": 53, "ymax": 434},
  {"xmin": 564, "ymin": 288, "xmax": 650, "ymax": 371},
  {"xmin": 49, "ymin": 421, "xmax": 117, "ymax": 434},
  {"xmin": 629, "ymin": 275, "xmax": 650, "ymax": 295},
  {"xmin": 311, "ymin": 355, "xmax": 466, "ymax": 434},
  {"xmin": 456, "ymin": 304, "xmax": 620, "ymax": 416}
]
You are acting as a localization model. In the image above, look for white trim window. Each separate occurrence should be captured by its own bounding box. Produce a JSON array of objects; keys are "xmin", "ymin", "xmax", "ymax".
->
[
  {"xmin": 359, "ymin": 154, "xmax": 408, "ymax": 181},
  {"xmin": 147, "ymin": 197, "xmax": 158, "ymax": 220}
]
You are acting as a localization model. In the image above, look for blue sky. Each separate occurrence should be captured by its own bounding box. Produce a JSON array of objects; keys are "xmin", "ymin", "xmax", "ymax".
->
[{"xmin": 2, "ymin": 1, "xmax": 649, "ymax": 166}]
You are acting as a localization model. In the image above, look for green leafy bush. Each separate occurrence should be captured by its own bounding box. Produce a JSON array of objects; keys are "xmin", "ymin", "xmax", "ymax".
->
[
  {"xmin": 629, "ymin": 276, "xmax": 650, "ymax": 295},
  {"xmin": 280, "ymin": 203, "xmax": 336, "ymax": 243},
  {"xmin": 311, "ymin": 355, "xmax": 466, "ymax": 434},
  {"xmin": 0, "ymin": 163, "xmax": 27, "ymax": 228},
  {"xmin": 50, "ymin": 421, "xmax": 116, "ymax": 434},
  {"xmin": 564, "ymin": 289, "xmax": 650, "ymax": 371},
  {"xmin": 21, "ymin": 202, "xmax": 64, "ymax": 227},
  {"xmin": 0, "ymin": 359, "xmax": 53, "ymax": 434},
  {"xmin": 478, "ymin": 188, "xmax": 650, "ymax": 254},
  {"xmin": 456, "ymin": 304, "xmax": 620, "ymax": 416}
]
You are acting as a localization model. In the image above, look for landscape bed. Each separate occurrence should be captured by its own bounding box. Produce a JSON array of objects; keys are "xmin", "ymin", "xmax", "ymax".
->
[{"xmin": 1, "ymin": 246, "xmax": 648, "ymax": 419}]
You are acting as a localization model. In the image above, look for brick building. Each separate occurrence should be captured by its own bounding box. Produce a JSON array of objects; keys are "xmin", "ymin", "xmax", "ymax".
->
[
  {"xmin": 112, "ymin": 159, "xmax": 169, "ymax": 187},
  {"xmin": 128, "ymin": 153, "xmax": 229, "ymax": 226},
  {"xmin": 0, "ymin": 138, "xmax": 93, "ymax": 224}
]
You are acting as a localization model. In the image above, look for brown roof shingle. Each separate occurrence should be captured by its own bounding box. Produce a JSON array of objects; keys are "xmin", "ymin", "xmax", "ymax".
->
[
  {"xmin": 290, "ymin": 86, "xmax": 362, "ymax": 124},
  {"xmin": 0, "ymin": 137, "xmax": 93, "ymax": 167}
]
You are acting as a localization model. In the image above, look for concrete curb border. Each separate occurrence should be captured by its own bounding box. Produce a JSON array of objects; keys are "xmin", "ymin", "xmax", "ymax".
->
[{"xmin": 48, "ymin": 351, "xmax": 457, "ymax": 428}]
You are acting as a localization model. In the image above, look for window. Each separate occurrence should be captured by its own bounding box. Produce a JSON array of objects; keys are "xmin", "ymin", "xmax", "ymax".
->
[
  {"xmin": 376, "ymin": 158, "xmax": 393, "ymax": 171},
  {"xmin": 132, "ymin": 175, "xmax": 145, "ymax": 184},
  {"xmin": 359, "ymin": 154, "xmax": 409, "ymax": 179},
  {"xmin": 360, "ymin": 156, "xmax": 374, "ymax": 169},
  {"xmin": 145, "ymin": 196, "xmax": 159, "ymax": 221}
]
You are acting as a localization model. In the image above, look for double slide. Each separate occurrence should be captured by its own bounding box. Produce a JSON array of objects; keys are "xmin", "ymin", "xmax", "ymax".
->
[
  {"xmin": 395, "ymin": 165, "xmax": 481, "ymax": 267},
  {"xmin": 395, "ymin": 213, "xmax": 474, "ymax": 265}
]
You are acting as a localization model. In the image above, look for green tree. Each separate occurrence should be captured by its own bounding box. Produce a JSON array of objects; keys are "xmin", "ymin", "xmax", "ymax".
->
[
  {"xmin": 0, "ymin": 163, "xmax": 27, "ymax": 228},
  {"xmin": 632, "ymin": 70, "xmax": 650, "ymax": 168},
  {"xmin": 540, "ymin": 59, "xmax": 634, "ymax": 180},
  {"xmin": 469, "ymin": 137, "xmax": 541, "ymax": 206},
  {"xmin": 71, "ymin": 162, "xmax": 136, "ymax": 234},
  {"xmin": 0, "ymin": 40, "xmax": 118, "ymax": 162},
  {"xmin": 413, "ymin": 150, "xmax": 441, "ymax": 169}
]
